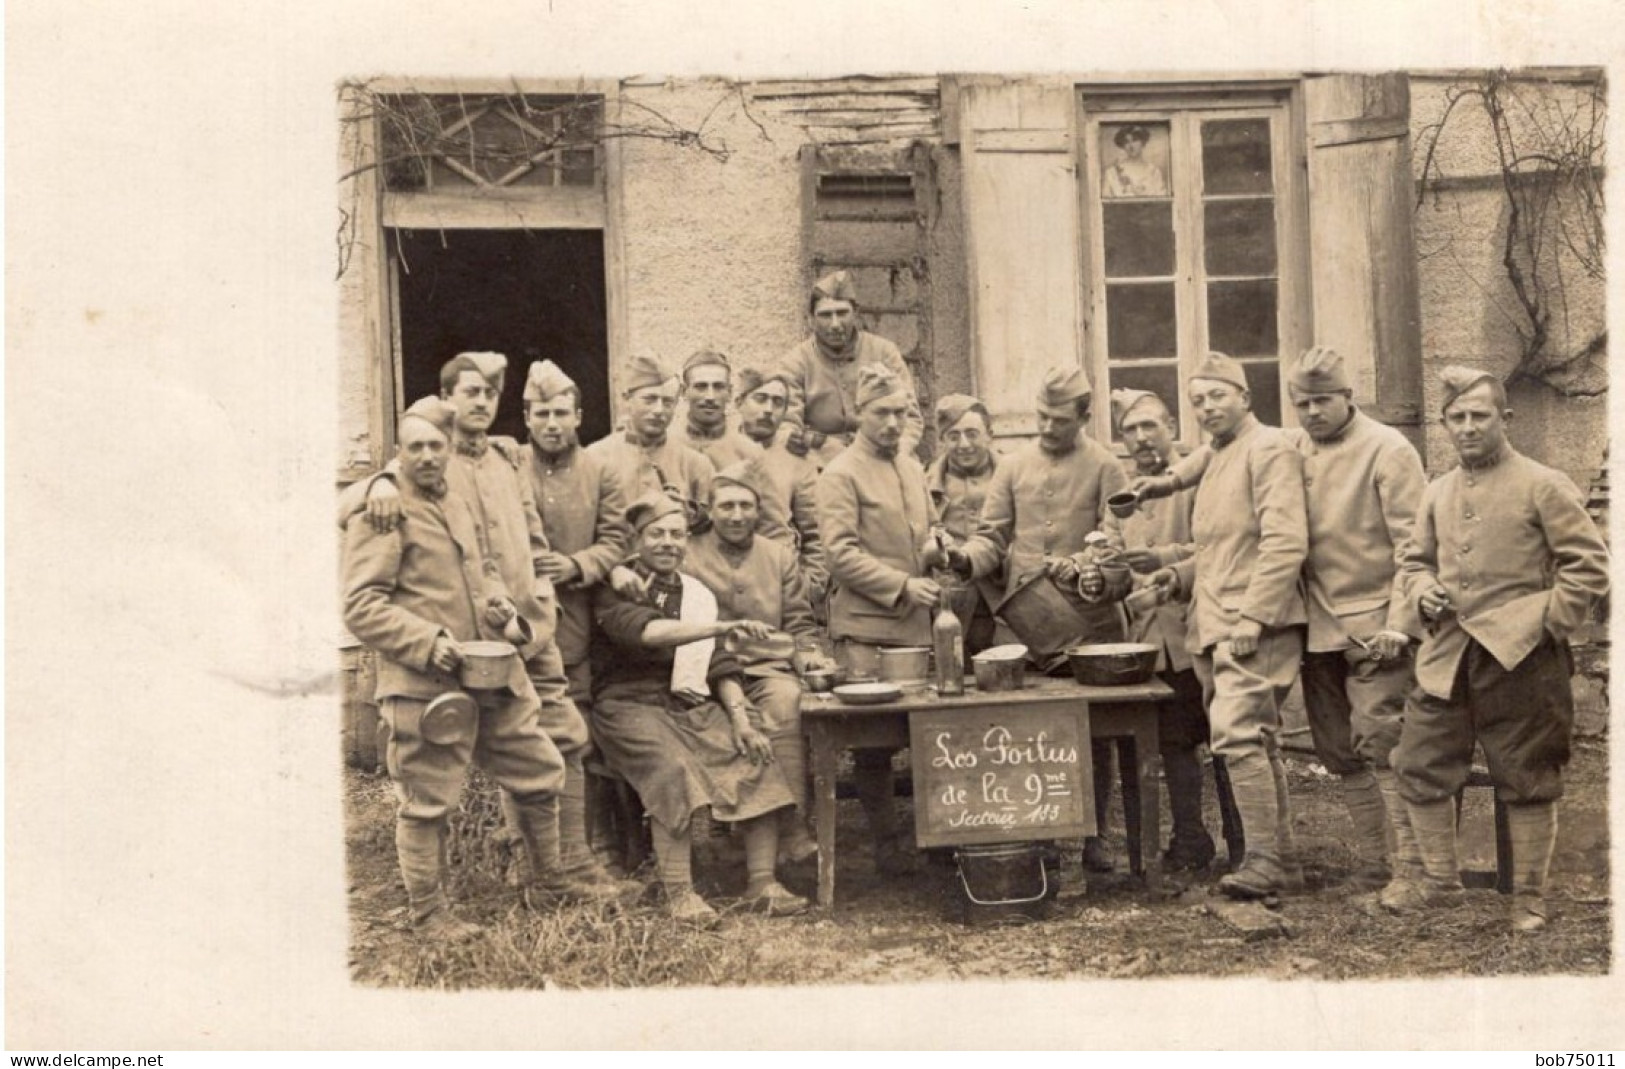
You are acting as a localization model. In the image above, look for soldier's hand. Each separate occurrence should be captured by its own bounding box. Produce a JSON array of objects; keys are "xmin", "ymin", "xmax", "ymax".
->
[
  {"xmin": 734, "ymin": 723, "xmax": 774, "ymax": 765},
  {"xmin": 484, "ymin": 596, "xmax": 518, "ymax": 628},
  {"xmin": 1418, "ymin": 586, "xmax": 1453, "ymax": 623},
  {"xmin": 609, "ymin": 565, "xmax": 650, "ymax": 603},
  {"xmin": 1046, "ymin": 555, "xmax": 1081, "ymax": 586},
  {"xmin": 1131, "ymin": 474, "xmax": 1179, "ymax": 502},
  {"xmin": 535, "ymin": 551, "xmax": 582, "ymax": 585},
  {"xmin": 728, "ymin": 619, "xmax": 775, "ymax": 642},
  {"xmin": 1228, "ymin": 617, "xmax": 1262, "ymax": 658},
  {"xmin": 429, "ymin": 634, "xmax": 463, "ymax": 673},
  {"xmin": 1077, "ymin": 564, "xmax": 1104, "ymax": 599},
  {"xmin": 1366, "ymin": 630, "xmax": 1411, "ymax": 661},
  {"xmin": 364, "ymin": 477, "xmax": 404, "ymax": 533},
  {"xmin": 1147, "ymin": 567, "xmax": 1181, "ymax": 599},
  {"xmin": 784, "ymin": 424, "xmax": 810, "ymax": 457},
  {"xmin": 944, "ymin": 546, "xmax": 973, "ymax": 578},
  {"xmin": 902, "ymin": 577, "xmax": 942, "ymax": 609},
  {"xmin": 1121, "ymin": 548, "xmax": 1161, "ymax": 574}
]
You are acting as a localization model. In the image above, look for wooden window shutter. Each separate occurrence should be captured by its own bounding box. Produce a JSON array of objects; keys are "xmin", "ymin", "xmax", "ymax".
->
[
  {"xmin": 1304, "ymin": 73, "xmax": 1425, "ymax": 445},
  {"xmin": 958, "ymin": 79, "xmax": 1083, "ymax": 439}
]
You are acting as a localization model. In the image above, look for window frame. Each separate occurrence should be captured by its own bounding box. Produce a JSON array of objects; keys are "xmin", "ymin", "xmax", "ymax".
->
[{"xmin": 1076, "ymin": 84, "xmax": 1312, "ymax": 450}]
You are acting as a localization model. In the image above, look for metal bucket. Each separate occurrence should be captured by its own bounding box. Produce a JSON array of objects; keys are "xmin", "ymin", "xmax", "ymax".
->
[
  {"xmin": 994, "ymin": 570, "xmax": 1124, "ymax": 663},
  {"xmin": 953, "ymin": 842, "xmax": 1054, "ymax": 924},
  {"xmin": 459, "ymin": 640, "xmax": 519, "ymax": 690}
]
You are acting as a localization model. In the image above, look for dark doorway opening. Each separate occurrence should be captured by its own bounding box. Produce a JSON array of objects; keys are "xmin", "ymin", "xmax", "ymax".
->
[{"xmin": 391, "ymin": 228, "xmax": 611, "ymax": 445}]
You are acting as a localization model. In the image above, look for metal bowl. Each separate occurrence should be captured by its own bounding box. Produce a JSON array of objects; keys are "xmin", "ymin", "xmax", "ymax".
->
[
  {"xmin": 459, "ymin": 640, "xmax": 519, "ymax": 690},
  {"xmin": 971, "ymin": 643, "xmax": 1029, "ymax": 692},
  {"xmin": 832, "ymin": 682, "xmax": 904, "ymax": 706},
  {"xmin": 877, "ymin": 646, "xmax": 931, "ymax": 684},
  {"xmin": 801, "ymin": 667, "xmax": 844, "ymax": 693},
  {"xmin": 1063, "ymin": 642, "xmax": 1159, "ymax": 687}
]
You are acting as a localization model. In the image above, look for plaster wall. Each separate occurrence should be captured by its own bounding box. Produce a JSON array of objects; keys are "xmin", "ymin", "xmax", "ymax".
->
[{"xmin": 1409, "ymin": 73, "xmax": 1607, "ymax": 485}]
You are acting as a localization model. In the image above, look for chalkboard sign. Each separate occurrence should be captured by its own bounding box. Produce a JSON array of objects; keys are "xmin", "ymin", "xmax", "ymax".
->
[{"xmin": 908, "ymin": 701, "xmax": 1095, "ymax": 848}]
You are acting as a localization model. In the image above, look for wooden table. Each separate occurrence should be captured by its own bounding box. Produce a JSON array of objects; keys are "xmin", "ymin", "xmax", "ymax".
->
[{"xmin": 802, "ymin": 677, "xmax": 1174, "ymax": 907}]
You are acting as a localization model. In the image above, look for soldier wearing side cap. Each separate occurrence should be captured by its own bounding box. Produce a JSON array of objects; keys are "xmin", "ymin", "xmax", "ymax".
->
[
  {"xmin": 685, "ymin": 458, "xmax": 837, "ymax": 870},
  {"xmin": 733, "ymin": 366, "xmax": 829, "ymax": 613},
  {"xmin": 776, "ymin": 270, "xmax": 925, "ymax": 468},
  {"xmin": 924, "ymin": 393, "xmax": 1002, "ymax": 656},
  {"xmin": 1102, "ymin": 387, "xmax": 1244, "ymax": 874},
  {"xmin": 1281, "ymin": 346, "xmax": 1428, "ymax": 895},
  {"xmin": 945, "ymin": 364, "xmax": 1132, "ymax": 873},
  {"xmin": 341, "ymin": 398, "xmax": 583, "ymax": 941},
  {"xmin": 1384, "ymin": 366, "xmax": 1608, "ymax": 933},
  {"xmin": 1138, "ymin": 353, "xmax": 1310, "ymax": 901},
  {"xmin": 587, "ymin": 354, "xmax": 716, "ymax": 527},
  {"xmin": 342, "ymin": 353, "xmax": 622, "ymax": 898},
  {"xmin": 817, "ymin": 363, "xmax": 945, "ymax": 877}
]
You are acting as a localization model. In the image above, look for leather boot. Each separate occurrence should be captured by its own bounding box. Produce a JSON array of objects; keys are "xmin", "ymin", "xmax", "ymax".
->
[
  {"xmin": 1212, "ymin": 755, "xmax": 1245, "ymax": 870},
  {"xmin": 1161, "ymin": 744, "xmax": 1215, "ymax": 871},
  {"xmin": 1340, "ymin": 770, "xmax": 1393, "ymax": 891},
  {"xmin": 856, "ymin": 753, "xmax": 917, "ymax": 877},
  {"xmin": 514, "ymin": 792, "xmax": 619, "ymax": 909},
  {"xmin": 558, "ymin": 759, "xmax": 640, "ymax": 895},
  {"xmin": 1217, "ymin": 752, "xmax": 1286, "ymax": 899},
  {"xmin": 1506, "ymin": 801, "xmax": 1558, "ymax": 934},
  {"xmin": 1380, "ymin": 797, "xmax": 1464, "ymax": 913}
]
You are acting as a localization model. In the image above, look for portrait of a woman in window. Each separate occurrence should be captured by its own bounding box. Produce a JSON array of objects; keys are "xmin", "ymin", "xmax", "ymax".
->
[{"xmin": 1102, "ymin": 124, "xmax": 1168, "ymax": 198}]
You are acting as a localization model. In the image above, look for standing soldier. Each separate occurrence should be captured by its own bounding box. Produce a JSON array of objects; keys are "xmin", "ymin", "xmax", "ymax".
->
[
  {"xmin": 588, "ymin": 354, "xmax": 716, "ymax": 520},
  {"xmin": 345, "ymin": 353, "xmax": 617, "ymax": 895},
  {"xmin": 946, "ymin": 365, "xmax": 1129, "ymax": 873},
  {"xmin": 818, "ymin": 364, "xmax": 944, "ymax": 877},
  {"xmin": 1102, "ymin": 388, "xmax": 1243, "ymax": 873},
  {"xmin": 675, "ymin": 350, "xmax": 762, "ymax": 468},
  {"xmin": 1386, "ymin": 367, "xmax": 1609, "ymax": 932},
  {"xmin": 1282, "ymin": 347, "xmax": 1428, "ymax": 892},
  {"xmin": 686, "ymin": 459, "xmax": 837, "ymax": 867},
  {"xmin": 1144, "ymin": 353, "xmax": 1310, "ymax": 900},
  {"xmin": 342, "ymin": 398, "xmax": 593, "ymax": 941},
  {"xmin": 733, "ymin": 366, "xmax": 829, "ymax": 612},
  {"xmin": 925, "ymin": 394, "xmax": 1001, "ymax": 656},
  {"xmin": 778, "ymin": 270, "xmax": 924, "ymax": 468}
]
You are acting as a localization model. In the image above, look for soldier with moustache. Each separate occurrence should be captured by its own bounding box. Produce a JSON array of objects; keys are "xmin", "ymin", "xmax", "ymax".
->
[
  {"xmin": 732, "ymin": 366, "xmax": 829, "ymax": 613},
  {"xmin": 1385, "ymin": 366, "xmax": 1608, "ymax": 933},
  {"xmin": 588, "ymin": 354, "xmax": 716, "ymax": 523},
  {"xmin": 924, "ymin": 394, "xmax": 1002, "ymax": 657}
]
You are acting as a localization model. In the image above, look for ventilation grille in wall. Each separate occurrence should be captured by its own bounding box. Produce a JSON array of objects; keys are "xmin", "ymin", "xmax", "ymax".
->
[{"xmin": 813, "ymin": 172, "xmax": 918, "ymax": 220}]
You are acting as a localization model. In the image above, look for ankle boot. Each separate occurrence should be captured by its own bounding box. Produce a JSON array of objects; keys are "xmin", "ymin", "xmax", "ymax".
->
[
  {"xmin": 1218, "ymin": 752, "xmax": 1285, "ymax": 899},
  {"xmin": 1506, "ymin": 801, "xmax": 1557, "ymax": 934},
  {"xmin": 1340, "ymin": 770, "xmax": 1393, "ymax": 891},
  {"xmin": 1161, "ymin": 745, "xmax": 1215, "ymax": 871},
  {"xmin": 1381, "ymin": 797, "xmax": 1464, "ymax": 913},
  {"xmin": 398, "ymin": 816, "xmax": 451, "ymax": 924},
  {"xmin": 771, "ymin": 729, "xmax": 818, "ymax": 864},
  {"xmin": 515, "ymin": 792, "xmax": 619, "ymax": 908}
]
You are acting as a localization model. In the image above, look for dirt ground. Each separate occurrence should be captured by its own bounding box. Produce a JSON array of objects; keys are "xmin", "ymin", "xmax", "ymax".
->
[{"xmin": 346, "ymin": 734, "xmax": 1611, "ymax": 990}]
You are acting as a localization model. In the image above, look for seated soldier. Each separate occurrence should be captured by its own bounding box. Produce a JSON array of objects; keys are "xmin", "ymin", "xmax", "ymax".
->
[{"xmin": 588, "ymin": 490, "xmax": 811, "ymax": 925}]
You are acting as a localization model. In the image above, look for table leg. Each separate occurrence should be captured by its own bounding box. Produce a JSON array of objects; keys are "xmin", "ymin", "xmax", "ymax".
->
[
  {"xmin": 1117, "ymin": 735, "xmax": 1143, "ymax": 876},
  {"xmin": 1135, "ymin": 708, "xmax": 1162, "ymax": 894},
  {"xmin": 807, "ymin": 720, "xmax": 839, "ymax": 908}
]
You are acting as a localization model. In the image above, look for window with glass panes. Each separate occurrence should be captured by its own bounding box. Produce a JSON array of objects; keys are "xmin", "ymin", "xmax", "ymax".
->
[{"xmin": 1079, "ymin": 96, "xmax": 1306, "ymax": 446}]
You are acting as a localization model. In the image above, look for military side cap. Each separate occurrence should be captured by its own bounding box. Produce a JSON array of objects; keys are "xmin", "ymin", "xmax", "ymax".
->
[
  {"xmin": 523, "ymin": 359, "xmax": 577, "ymax": 403},
  {"xmin": 1288, "ymin": 346, "xmax": 1352, "ymax": 394},
  {"xmin": 1190, "ymin": 351, "xmax": 1250, "ymax": 392},
  {"xmin": 712, "ymin": 457, "xmax": 770, "ymax": 503},
  {"xmin": 934, "ymin": 393, "xmax": 988, "ymax": 434},
  {"xmin": 811, "ymin": 269, "xmax": 858, "ymax": 305},
  {"xmin": 1109, "ymin": 388, "xmax": 1163, "ymax": 431},
  {"xmin": 682, "ymin": 350, "xmax": 731, "ymax": 376},
  {"xmin": 626, "ymin": 489, "xmax": 687, "ymax": 533},
  {"xmin": 624, "ymin": 354, "xmax": 677, "ymax": 395},
  {"xmin": 1438, "ymin": 365, "xmax": 1500, "ymax": 412},
  {"xmin": 399, "ymin": 395, "xmax": 457, "ymax": 439},
  {"xmin": 855, "ymin": 363, "xmax": 903, "ymax": 409},
  {"xmin": 1038, "ymin": 364, "xmax": 1092, "ymax": 406}
]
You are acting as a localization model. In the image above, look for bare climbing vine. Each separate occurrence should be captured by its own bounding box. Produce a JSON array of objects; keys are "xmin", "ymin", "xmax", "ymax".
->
[
  {"xmin": 334, "ymin": 79, "xmax": 769, "ymax": 279},
  {"xmin": 1414, "ymin": 69, "xmax": 1606, "ymax": 396}
]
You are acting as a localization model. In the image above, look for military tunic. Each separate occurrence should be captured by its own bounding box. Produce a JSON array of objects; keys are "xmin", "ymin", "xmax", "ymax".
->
[
  {"xmin": 777, "ymin": 332, "xmax": 924, "ymax": 465},
  {"xmin": 586, "ymin": 429, "xmax": 716, "ymax": 512}
]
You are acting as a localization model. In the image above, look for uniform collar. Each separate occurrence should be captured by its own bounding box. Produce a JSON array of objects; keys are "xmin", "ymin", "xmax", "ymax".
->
[
  {"xmin": 856, "ymin": 433, "xmax": 899, "ymax": 461},
  {"xmin": 1211, "ymin": 413, "xmax": 1259, "ymax": 450},
  {"xmin": 1460, "ymin": 442, "xmax": 1511, "ymax": 471},
  {"xmin": 685, "ymin": 420, "xmax": 727, "ymax": 443},
  {"xmin": 455, "ymin": 433, "xmax": 489, "ymax": 459},
  {"xmin": 816, "ymin": 335, "xmax": 858, "ymax": 363},
  {"xmin": 944, "ymin": 452, "xmax": 996, "ymax": 479}
]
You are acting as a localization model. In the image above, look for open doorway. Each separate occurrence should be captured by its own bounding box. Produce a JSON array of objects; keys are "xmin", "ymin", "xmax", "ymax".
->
[{"xmin": 390, "ymin": 228, "xmax": 611, "ymax": 444}]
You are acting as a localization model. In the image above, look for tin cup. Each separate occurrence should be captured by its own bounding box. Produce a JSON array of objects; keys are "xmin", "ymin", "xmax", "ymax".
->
[{"xmin": 1106, "ymin": 490, "xmax": 1141, "ymax": 519}]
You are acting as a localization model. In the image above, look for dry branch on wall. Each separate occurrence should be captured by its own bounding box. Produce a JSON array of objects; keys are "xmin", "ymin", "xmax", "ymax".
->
[{"xmin": 1414, "ymin": 69, "xmax": 1607, "ymax": 397}]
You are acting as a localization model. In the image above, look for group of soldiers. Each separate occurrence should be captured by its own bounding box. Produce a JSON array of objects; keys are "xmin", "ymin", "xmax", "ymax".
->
[{"xmin": 341, "ymin": 269, "xmax": 1609, "ymax": 942}]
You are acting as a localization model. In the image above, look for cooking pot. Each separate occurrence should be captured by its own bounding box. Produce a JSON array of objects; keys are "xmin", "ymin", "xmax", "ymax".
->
[
  {"xmin": 877, "ymin": 646, "xmax": 931, "ymax": 684},
  {"xmin": 1064, "ymin": 642, "xmax": 1159, "ymax": 686},
  {"xmin": 971, "ymin": 644, "xmax": 1028, "ymax": 692},
  {"xmin": 995, "ymin": 569, "xmax": 1124, "ymax": 661},
  {"xmin": 459, "ymin": 640, "xmax": 520, "ymax": 690}
]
